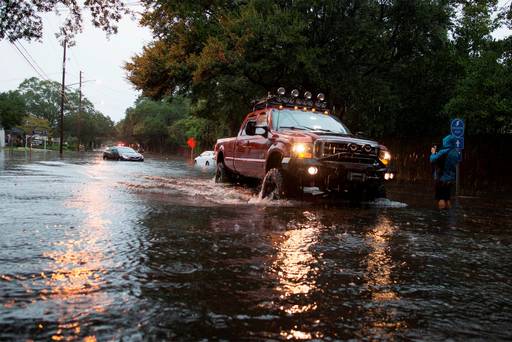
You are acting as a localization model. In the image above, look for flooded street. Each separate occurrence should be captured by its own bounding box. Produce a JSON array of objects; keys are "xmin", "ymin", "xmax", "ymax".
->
[{"xmin": 1, "ymin": 150, "xmax": 511, "ymax": 341}]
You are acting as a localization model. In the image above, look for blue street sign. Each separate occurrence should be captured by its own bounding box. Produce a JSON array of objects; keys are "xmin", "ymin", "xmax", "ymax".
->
[
  {"xmin": 451, "ymin": 118, "xmax": 465, "ymax": 137},
  {"xmin": 454, "ymin": 137, "xmax": 464, "ymax": 149}
]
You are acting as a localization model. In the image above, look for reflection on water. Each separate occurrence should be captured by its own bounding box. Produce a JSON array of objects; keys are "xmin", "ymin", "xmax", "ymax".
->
[
  {"xmin": 274, "ymin": 211, "xmax": 320, "ymax": 309},
  {"xmin": 1, "ymin": 152, "xmax": 512, "ymax": 340},
  {"xmin": 41, "ymin": 161, "xmax": 112, "ymax": 341},
  {"xmin": 273, "ymin": 211, "xmax": 323, "ymax": 340},
  {"xmin": 360, "ymin": 215, "xmax": 407, "ymax": 338},
  {"xmin": 366, "ymin": 216, "xmax": 398, "ymax": 302}
]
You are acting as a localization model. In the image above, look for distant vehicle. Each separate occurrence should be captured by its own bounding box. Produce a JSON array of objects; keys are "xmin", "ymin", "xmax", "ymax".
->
[
  {"xmin": 103, "ymin": 146, "xmax": 144, "ymax": 162},
  {"xmin": 194, "ymin": 151, "xmax": 215, "ymax": 167}
]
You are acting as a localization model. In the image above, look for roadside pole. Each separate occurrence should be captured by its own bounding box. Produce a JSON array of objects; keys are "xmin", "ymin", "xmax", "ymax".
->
[
  {"xmin": 456, "ymin": 164, "xmax": 460, "ymax": 196},
  {"xmin": 77, "ymin": 71, "xmax": 82, "ymax": 151},
  {"xmin": 59, "ymin": 38, "xmax": 67, "ymax": 157},
  {"xmin": 450, "ymin": 118, "xmax": 464, "ymax": 197}
]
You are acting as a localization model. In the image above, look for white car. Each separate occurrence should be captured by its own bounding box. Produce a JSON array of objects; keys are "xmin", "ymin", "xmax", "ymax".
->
[{"xmin": 194, "ymin": 151, "xmax": 216, "ymax": 167}]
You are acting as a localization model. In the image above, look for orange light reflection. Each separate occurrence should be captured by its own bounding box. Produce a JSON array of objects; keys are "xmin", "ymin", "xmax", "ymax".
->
[
  {"xmin": 41, "ymin": 161, "xmax": 113, "ymax": 341},
  {"xmin": 273, "ymin": 211, "xmax": 321, "ymax": 317},
  {"xmin": 361, "ymin": 215, "xmax": 407, "ymax": 336}
]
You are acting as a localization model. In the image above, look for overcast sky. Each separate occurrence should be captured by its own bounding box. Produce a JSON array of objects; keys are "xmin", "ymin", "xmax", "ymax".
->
[{"xmin": 0, "ymin": 7, "xmax": 152, "ymax": 123}]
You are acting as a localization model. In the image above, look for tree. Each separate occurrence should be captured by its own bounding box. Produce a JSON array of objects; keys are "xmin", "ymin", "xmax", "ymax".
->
[
  {"xmin": 444, "ymin": 0, "xmax": 512, "ymax": 134},
  {"xmin": 126, "ymin": 0, "xmax": 459, "ymax": 137},
  {"xmin": 17, "ymin": 77, "xmax": 63, "ymax": 129},
  {"xmin": 0, "ymin": 90, "xmax": 26, "ymax": 129},
  {"xmin": 0, "ymin": 0, "xmax": 128, "ymax": 44},
  {"xmin": 65, "ymin": 110, "xmax": 115, "ymax": 148},
  {"xmin": 120, "ymin": 96, "xmax": 190, "ymax": 152},
  {"xmin": 13, "ymin": 77, "xmax": 115, "ymax": 147}
]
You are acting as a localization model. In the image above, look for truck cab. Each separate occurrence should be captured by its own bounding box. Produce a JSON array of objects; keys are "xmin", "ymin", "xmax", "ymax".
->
[{"xmin": 214, "ymin": 89, "xmax": 394, "ymax": 201}]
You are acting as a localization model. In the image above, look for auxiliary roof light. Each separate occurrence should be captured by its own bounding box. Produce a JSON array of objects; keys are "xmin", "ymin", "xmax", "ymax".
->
[
  {"xmin": 304, "ymin": 91, "xmax": 312, "ymax": 100},
  {"xmin": 291, "ymin": 89, "xmax": 299, "ymax": 98},
  {"xmin": 277, "ymin": 87, "xmax": 286, "ymax": 96},
  {"xmin": 317, "ymin": 93, "xmax": 325, "ymax": 101}
]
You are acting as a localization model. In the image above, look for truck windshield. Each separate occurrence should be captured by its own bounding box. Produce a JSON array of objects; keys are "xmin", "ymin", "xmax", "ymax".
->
[{"xmin": 271, "ymin": 109, "xmax": 349, "ymax": 134}]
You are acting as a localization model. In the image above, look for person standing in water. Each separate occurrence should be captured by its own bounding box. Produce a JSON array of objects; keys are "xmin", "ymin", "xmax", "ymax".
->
[{"xmin": 430, "ymin": 134, "xmax": 460, "ymax": 209}]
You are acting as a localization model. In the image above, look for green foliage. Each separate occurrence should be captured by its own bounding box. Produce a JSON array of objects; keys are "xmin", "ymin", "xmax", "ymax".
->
[
  {"xmin": 17, "ymin": 114, "xmax": 50, "ymax": 135},
  {"xmin": 0, "ymin": 90, "xmax": 26, "ymax": 129},
  {"xmin": 118, "ymin": 96, "xmax": 227, "ymax": 152},
  {"xmin": 65, "ymin": 110, "xmax": 115, "ymax": 148},
  {"xmin": 13, "ymin": 77, "xmax": 114, "ymax": 147},
  {"xmin": 126, "ymin": 0, "xmax": 512, "ymax": 138},
  {"xmin": 444, "ymin": 1, "xmax": 512, "ymax": 134},
  {"xmin": 18, "ymin": 77, "xmax": 62, "ymax": 128},
  {"xmin": 0, "ymin": 0, "xmax": 127, "ymax": 44},
  {"xmin": 445, "ymin": 44, "xmax": 512, "ymax": 134}
]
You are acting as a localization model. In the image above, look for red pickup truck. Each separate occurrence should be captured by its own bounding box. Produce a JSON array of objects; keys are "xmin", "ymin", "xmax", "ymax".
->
[{"xmin": 214, "ymin": 89, "xmax": 394, "ymax": 201}]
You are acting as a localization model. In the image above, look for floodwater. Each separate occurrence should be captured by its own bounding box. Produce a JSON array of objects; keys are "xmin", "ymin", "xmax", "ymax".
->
[{"xmin": 0, "ymin": 150, "xmax": 511, "ymax": 341}]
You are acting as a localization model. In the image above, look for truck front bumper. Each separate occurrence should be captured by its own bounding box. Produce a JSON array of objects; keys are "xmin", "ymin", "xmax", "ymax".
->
[{"xmin": 281, "ymin": 157, "xmax": 395, "ymax": 190}]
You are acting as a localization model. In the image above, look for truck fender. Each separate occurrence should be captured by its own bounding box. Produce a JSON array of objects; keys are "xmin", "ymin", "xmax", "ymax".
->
[
  {"xmin": 265, "ymin": 146, "xmax": 286, "ymax": 172},
  {"xmin": 215, "ymin": 145, "xmax": 224, "ymax": 161}
]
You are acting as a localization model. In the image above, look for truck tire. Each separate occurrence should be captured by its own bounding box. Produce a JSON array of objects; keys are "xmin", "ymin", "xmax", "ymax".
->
[
  {"xmin": 215, "ymin": 161, "xmax": 232, "ymax": 183},
  {"xmin": 261, "ymin": 168, "xmax": 285, "ymax": 200},
  {"xmin": 365, "ymin": 184, "xmax": 387, "ymax": 202}
]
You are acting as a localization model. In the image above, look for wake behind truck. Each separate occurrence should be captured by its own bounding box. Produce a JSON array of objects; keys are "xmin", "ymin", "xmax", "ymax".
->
[{"xmin": 214, "ymin": 88, "xmax": 395, "ymax": 201}]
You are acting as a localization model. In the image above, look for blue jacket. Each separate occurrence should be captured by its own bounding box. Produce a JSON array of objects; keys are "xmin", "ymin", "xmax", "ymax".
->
[{"xmin": 430, "ymin": 135, "xmax": 460, "ymax": 183}]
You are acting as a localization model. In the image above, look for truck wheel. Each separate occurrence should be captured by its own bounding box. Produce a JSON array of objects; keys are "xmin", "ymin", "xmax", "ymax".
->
[
  {"xmin": 375, "ymin": 184, "xmax": 386, "ymax": 199},
  {"xmin": 261, "ymin": 168, "xmax": 285, "ymax": 200},
  {"xmin": 366, "ymin": 184, "xmax": 387, "ymax": 202},
  {"xmin": 215, "ymin": 161, "xmax": 232, "ymax": 183}
]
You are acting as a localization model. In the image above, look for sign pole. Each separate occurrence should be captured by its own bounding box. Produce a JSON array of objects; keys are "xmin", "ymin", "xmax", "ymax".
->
[
  {"xmin": 456, "ymin": 164, "xmax": 460, "ymax": 196},
  {"xmin": 450, "ymin": 118, "xmax": 465, "ymax": 197}
]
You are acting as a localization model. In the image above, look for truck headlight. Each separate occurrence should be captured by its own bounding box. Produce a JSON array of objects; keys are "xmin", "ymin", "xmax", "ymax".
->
[
  {"xmin": 291, "ymin": 143, "xmax": 313, "ymax": 159},
  {"xmin": 379, "ymin": 150, "xmax": 391, "ymax": 166}
]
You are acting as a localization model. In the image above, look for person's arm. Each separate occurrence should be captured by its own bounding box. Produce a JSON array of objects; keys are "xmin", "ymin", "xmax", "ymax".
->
[{"xmin": 430, "ymin": 148, "xmax": 447, "ymax": 163}]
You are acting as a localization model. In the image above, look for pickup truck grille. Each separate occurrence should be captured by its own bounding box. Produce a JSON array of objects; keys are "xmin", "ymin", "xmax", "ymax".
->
[{"xmin": 315, "ymin": 141, "xmax": 378, "ymax": 164}]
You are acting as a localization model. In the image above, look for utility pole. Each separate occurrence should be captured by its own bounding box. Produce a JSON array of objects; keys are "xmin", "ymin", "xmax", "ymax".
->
[
  {"xmin": 59, "ymin": 38, "xmax": 67, "ymax": 157},
  {"xmin": 77, "ymin": 70, "xmax": 82, "ymax": 152}
]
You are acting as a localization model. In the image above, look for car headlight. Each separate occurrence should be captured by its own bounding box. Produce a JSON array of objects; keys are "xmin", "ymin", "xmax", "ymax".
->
[
  {"xmin": 379, "ymin": 150, "xmax": 391, "ymax": 166},
  {"xmin": 291, "ymin": 143, "xmax": 313, "ymax": 158},
  {"xmin": 121, "ymin": 154, "xmax": 129, "ymax": 159}
]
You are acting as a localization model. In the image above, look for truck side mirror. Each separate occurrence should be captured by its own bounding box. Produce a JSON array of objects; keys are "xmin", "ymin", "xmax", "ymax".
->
[{"xmin": 246, "ymin": 121, "xmax": 256, "ymax": 136}]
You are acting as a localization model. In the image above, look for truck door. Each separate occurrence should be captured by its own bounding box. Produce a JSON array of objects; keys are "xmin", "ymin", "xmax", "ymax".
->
[
  {"xmin": 233, "ymin": 116, "xmax": 256, "ymax": 175},
  {"xmin": 245, "ymin": 112, "xmax": 270, "ymax": 179}
]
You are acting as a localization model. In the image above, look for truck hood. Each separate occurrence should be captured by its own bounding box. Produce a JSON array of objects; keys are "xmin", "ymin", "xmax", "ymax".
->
[{"xmin": 279, "ymin": 130, "xmax": 380, "ymax": 147}]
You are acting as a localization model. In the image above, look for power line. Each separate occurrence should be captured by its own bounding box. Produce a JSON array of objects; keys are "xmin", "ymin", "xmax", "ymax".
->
[
  {"xmin": 16, "ymin": 42, "xmax": 51, "ymax": 80},
  {"xmin": 10, "ymin": 42, "xmax": 48, "ymax": 81}
]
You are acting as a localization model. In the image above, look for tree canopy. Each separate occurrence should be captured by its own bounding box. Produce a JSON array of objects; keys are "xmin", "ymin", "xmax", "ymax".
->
[
  {"xmin": 117, "ymin": 95, "xmax": 223, "ymax": 152},
  {"xmin": 0, "ymin": 0, "xmax": 128, "ymax": 44},
  {"xmin": 5, "ymin": 77, "xmax": 115, "ymax": 148},
  {"xmin": 0, "ymin": 90, "xmax": 27, "ymax": 129},
  {"xmin": 125, "ymin": 0, "xmax": 512, "ymax": 138}
]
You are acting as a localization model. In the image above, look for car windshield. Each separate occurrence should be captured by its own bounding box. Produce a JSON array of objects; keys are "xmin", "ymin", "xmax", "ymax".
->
[
  {"xmin": 117, "ymin": 147, "xmax": 137, "ymax": 153},
  {"xmin": 271, "ymin": 109, "xmax": 349, "ymax": 134}
]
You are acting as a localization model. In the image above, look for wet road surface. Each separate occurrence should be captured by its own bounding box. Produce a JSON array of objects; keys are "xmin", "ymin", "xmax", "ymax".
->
[{"xmin": 1, "ymin": 150, "xmax": 511, "ymax": 341}]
